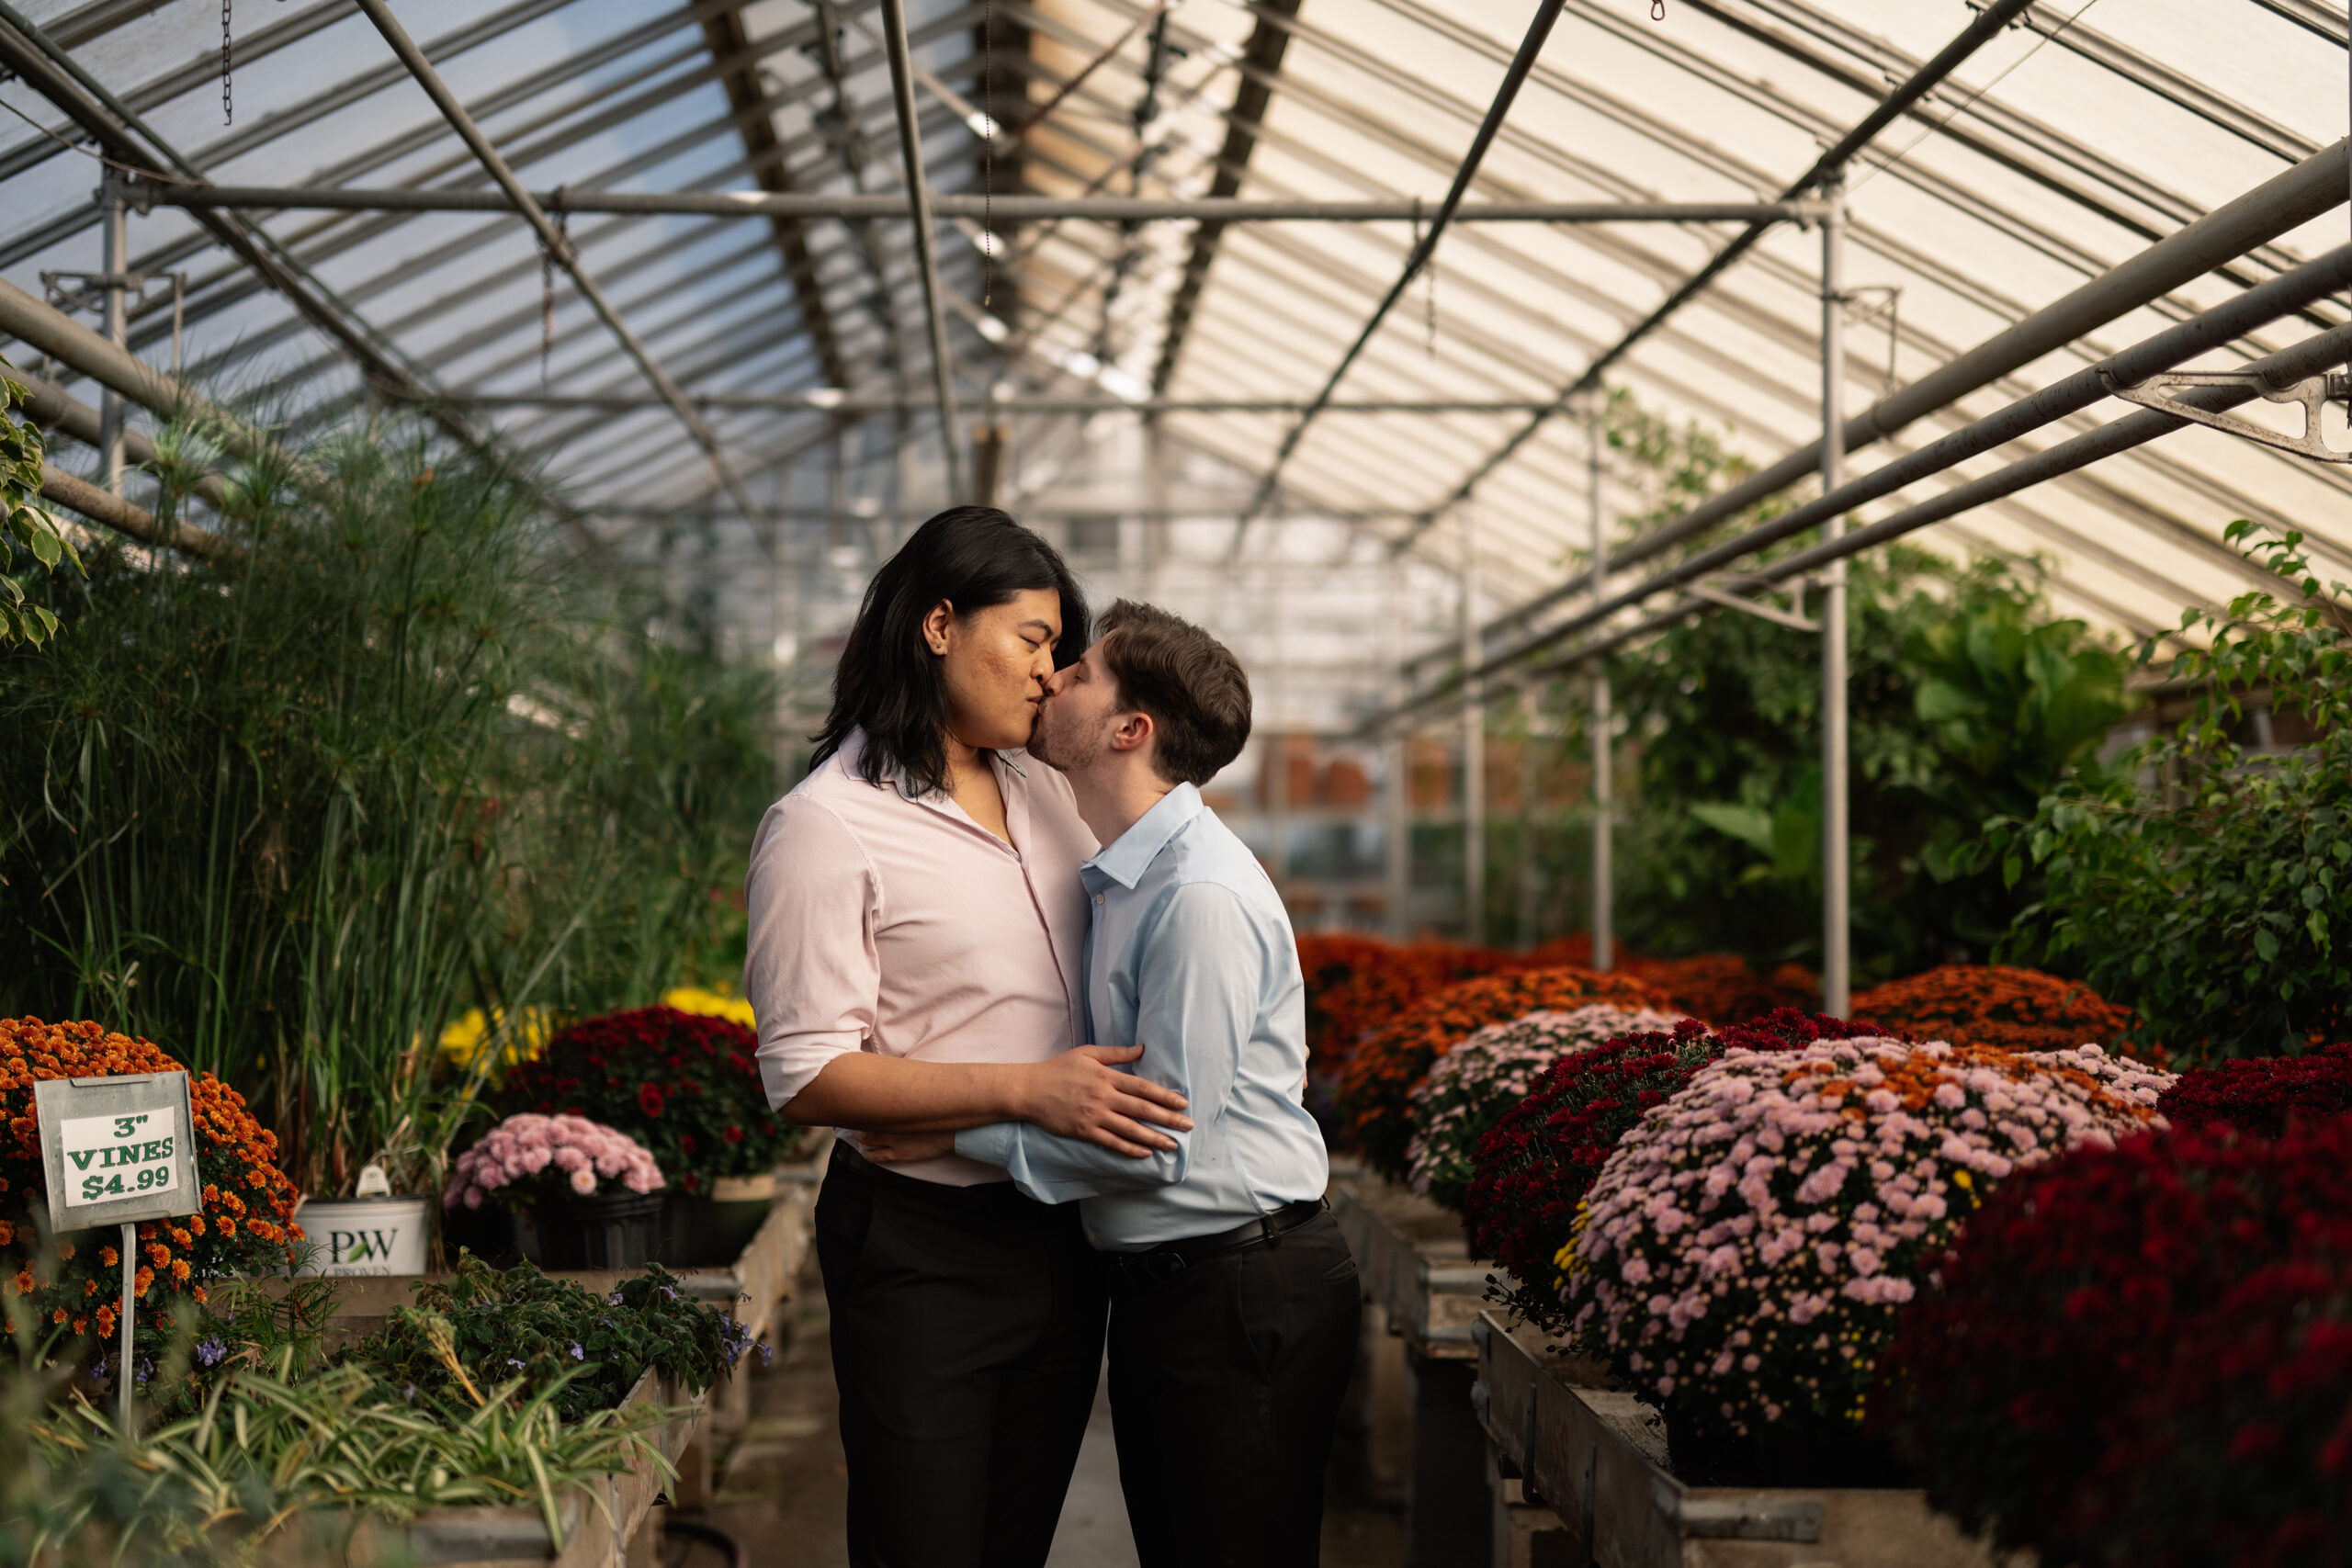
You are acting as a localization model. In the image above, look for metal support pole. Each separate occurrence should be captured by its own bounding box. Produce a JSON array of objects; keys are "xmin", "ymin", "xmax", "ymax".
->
[
  {"xmin": 1516, "ymin": 684, "xmax": 1542, "ymax": 951},
  {"xmin": 1588, "ymin": 400, "xmax": 1612, "ymax": 974},
  {"xmin": 1461, "ymin": 508, "xmax": 1485, "ymax": 947},
  {"xmin": 118, "ymin": 1221, "xmax": 135, "ymax": 1427},
  {"xmin": 1385, "ymin": 558, "xmax": 1412, "ymax": 942},
  {"xmin": 878, "ymin": 0, "xmax": 966, "ymax": 503},
  {"xmin": 97, "ymin": 169, "xmax": 126, "ymax": 491},
  {"xmin": 132, "ymin": 184, "xmax": 1812, "ymax": 224},
  {"xmin": 1819, "ymin": 170, "xmax": 1851, "ymax": 1019},
  {"xmin": 349, "ymin": 0, "xmax": 766, "ymax": 536}
]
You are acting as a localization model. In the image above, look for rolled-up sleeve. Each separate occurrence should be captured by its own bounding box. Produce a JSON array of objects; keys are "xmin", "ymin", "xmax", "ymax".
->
[{"xmin": 743, "ymin": 795, "xmax": 883, "ymax": 1111}]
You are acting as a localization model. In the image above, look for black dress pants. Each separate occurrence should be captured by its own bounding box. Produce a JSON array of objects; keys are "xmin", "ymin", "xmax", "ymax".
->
[
  {"xmin": 815, "ymin": 1145, "xmax": 1108, "ymax": 1568},
  {"xmin": 1107, "ymin": 1212, "xmax": 1363, "ymax": 1568}
]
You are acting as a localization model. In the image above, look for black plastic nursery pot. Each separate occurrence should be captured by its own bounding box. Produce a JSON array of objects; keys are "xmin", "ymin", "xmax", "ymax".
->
[
  {"xmin": 516, "ymin": 1189, "xmax": 666, "ymax": 1271},
  {"xmin": 660, "ymin": 1173, "xmax": 779, "ymax": 1266},
  {"xmin": 1664, "ymin": 1404, "xmax": 1910, "ymax": 1489}
]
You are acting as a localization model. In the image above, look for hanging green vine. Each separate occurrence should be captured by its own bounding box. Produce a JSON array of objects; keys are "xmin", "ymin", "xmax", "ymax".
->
[{"xmin": 0, "ymin": 355, "xmax": 80, "ymax": 648}]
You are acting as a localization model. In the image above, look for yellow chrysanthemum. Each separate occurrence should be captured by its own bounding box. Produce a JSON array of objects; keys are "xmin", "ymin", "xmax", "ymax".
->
[
  {"xmin": 436, "ymin": 1007, "xmax": 554, "ymax": 1071},
  {"xmin": 661, "ymin": 985, "xmax": 756, "ymax": 1029}
]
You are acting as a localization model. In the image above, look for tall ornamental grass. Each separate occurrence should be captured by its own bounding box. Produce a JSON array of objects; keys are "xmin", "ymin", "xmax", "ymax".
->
[{"xmin": 0, "ymin": 419, "xmax": 773, "ymax": 1198}]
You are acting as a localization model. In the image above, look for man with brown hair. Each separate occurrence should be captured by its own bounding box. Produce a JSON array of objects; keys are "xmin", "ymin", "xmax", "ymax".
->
[{"xmin": 865, "ymin": 600, "xmax": 1358, "ymax": 1568}]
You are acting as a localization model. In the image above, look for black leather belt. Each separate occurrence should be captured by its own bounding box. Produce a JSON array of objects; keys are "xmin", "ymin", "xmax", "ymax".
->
[{"xmin": 1105, "ymin": 1198, "xmax": 1329, "ymax": 1289}]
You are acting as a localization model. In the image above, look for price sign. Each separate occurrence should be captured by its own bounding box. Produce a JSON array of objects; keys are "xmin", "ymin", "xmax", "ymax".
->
[{"xmin": 32, "ymin": 1073, "xmax": 199, "ymax": 1232}]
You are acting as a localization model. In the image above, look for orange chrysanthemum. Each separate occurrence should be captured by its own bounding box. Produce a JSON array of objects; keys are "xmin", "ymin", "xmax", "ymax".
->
[
  {"xmin": 1, "ymin": 1017, "xmax": 300, "ymax": 1359},
  {"xmin": 1334, "ymin": 964, "xmax": 1668, "ymax": 1177},
  {"xmin": 1851, "ymin": 966, "xmax": 2153, "ymax": 1061}
]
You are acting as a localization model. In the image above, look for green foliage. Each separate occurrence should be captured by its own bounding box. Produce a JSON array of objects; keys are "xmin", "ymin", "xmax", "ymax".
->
[
  {"xmin": 40, "ymin": 1352, "xmax": 672, "ymax": 1557},
  {"xmin": 1599, "ymin": 547, "xmax": 2125, "ymax": 977},
  {"xmin": 0, "ymin": 415, "xmax": 775, "ymax": 1196},
  {"xmin": 0, "ymin": 356, "xmax": 80, "ymax": 649},
  {"xmin": 1986, "ymin": 526, "xmax": 2352, "ymax": 1061},
  {"xmin": 341, "ymin": 1254, "xmax": 750, "ymax": 1424}
]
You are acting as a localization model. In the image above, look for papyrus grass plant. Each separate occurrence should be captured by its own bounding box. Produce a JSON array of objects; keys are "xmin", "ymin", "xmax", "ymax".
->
[{"xmin": 0, "ymin": 415, "xmax": 774, "ymax": 1197}]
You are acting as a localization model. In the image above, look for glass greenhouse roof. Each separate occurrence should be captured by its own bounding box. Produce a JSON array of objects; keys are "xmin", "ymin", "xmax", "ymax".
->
[{"xmin": 1, "ymin": 0, "xmax": 2346, "ymax": 732}]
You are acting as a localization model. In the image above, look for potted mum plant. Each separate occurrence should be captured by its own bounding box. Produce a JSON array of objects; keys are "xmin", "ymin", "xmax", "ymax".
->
[
  {"xmin": 1404, "ymin": 1003, "xmax": 1686, "ymax": 1213},
  {"xmin": 1555, "ymin": 1035, "xmax": 2171, "ymax": 1483},
  {"xmin": 1, "ymin": 1017, "xmax": 300, "ymax": 1382},
  {"xmin": 443, "ymin": 1113, "xmax": 665, "ymax": 1270},
  {"xmin": 500, "ymin": 1006, "xmax": 801, "ymax": 1265}
]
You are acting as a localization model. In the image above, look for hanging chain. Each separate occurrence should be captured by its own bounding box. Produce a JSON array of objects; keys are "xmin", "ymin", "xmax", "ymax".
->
[
  {"xmin": 220, "ymin": 0, "xmax": 233, "ymax": 125},
  {"xmin": 1651, "ymin": 0, "xmax": 1666, "ymax": 18},
  {"xmin": 980, "ymin": 0, "xmax": 996, "ymax": 311}
]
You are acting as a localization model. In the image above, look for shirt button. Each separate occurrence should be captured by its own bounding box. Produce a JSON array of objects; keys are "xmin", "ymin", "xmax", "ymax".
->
[{"xmin": 1094, "ymin": 893, "xmax": 1104, "ymax": 904}]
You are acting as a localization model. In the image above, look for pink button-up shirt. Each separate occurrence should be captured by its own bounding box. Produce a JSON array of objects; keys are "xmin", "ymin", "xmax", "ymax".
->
[{"xmin": 742, "ymin": 728, "xmax": 1097, "ymax": 1186}]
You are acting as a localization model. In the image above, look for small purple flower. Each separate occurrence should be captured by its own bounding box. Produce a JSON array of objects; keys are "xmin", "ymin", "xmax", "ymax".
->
[
  {"xmin": 195, "ymin": 1337, "xmax": 228, "ymax": 1370},
  {"xmin": 570, "ymin": 1342, "xmax": 584, "ymax": 1360}
]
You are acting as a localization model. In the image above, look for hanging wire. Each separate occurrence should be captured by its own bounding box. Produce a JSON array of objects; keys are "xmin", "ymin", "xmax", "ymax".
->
[
  {"xmin": 1650, "ymin": 0, "xmax": 1665, "ymax": 19},
  {"xmin": 980, "ymin": 0, "xmax": 995, "ymax": 310},
  {"xmin": 0, "ymin": 95, "xmax": 198, "ymax": 183},
  {"xmin": 539, "ymin": 191, "xmax": 570, "ymax": 388},
  {"xmin": 220, "ymin": 0, "xmax": 232, "ymax": 125},
  {"xmin": 1413, "ymin": 199, "xmax": 1438, "ymax": 358},
  {"xmin": 1851, "ymin": 0, "xmax": 2101, "ymax": 192}
]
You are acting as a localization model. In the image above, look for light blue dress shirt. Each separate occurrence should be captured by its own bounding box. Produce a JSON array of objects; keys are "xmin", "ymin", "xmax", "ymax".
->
[{"xmin": 956, "ymin": 783, "xmax": 1330, "ymax": 1249}]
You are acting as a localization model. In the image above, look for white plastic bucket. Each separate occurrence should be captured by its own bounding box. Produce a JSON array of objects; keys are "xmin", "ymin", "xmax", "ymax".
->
[{"xmin": 293, "ymin": 1195, "xmax": 431, "ymax": 1276}]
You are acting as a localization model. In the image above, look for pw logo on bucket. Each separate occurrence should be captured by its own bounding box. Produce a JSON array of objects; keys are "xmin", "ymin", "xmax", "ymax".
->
[{"xmin": 293, "ymin": 1194, "xmax": 430, "ymax": 1277}]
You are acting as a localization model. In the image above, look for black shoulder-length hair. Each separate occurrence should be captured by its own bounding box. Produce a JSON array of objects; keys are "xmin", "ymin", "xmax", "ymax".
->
[{"xmin": 809, "ymin": 506, "xmax": 1090, "ymax": 794}]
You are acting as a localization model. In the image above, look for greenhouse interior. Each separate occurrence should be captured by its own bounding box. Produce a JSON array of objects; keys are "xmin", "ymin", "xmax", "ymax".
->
[{"xmin": 1, "ymin": 0, "xmax": 2349, "ymax": 1562}]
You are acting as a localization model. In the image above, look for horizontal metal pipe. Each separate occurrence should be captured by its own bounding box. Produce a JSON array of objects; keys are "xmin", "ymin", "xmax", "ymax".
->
[
  {"xmin": 1385, "ymin": 238, "xmax": 2352, "ymax": 720},
  {"xmin": 1525, "ymin": 318, "xmax": 2352, "ymax": 683},
  {"xmin": 1428, "ymin": 137, "xmax": 2352, "ymax": 675},
  {"xmin": 39, "ymin": 461, "xmax": 234, "ymax": 560},
  {"xmin": 443, "ymin": 393, "xmax": 1566, "ymax": 414},
  {"xmin": 131, "ymin": 182, "xmax": 1811, "ymax": 224}
]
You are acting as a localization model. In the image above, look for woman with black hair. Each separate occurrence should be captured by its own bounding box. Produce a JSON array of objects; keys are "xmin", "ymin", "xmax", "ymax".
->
[{"xmin": 743, "ymin": 506, "xmax": 1192, "ymax": 1568}]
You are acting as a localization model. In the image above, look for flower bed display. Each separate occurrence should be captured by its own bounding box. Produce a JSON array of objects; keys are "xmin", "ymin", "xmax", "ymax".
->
[
  {"xmin": 443, "ymin": 1114, "xmax": 664, "ymax": 1212},
  {"xmin": 343, "ymin": 1254, "xmax": 757, "ymax": 1423},
  {"xmin": 1851, "ymin": 964, "xmax": 2142, "ymax": 1055},
  {"xmin": 2154, "ymin": 1043, "xmax": 2352, "ymax": 1137},
  {"xmin": 1335, "ymin": 965, "xmax": 1665, "ymax": 1179},
  {"xmin": 1, "ymin": 1018, "xmax": 300, "ymax": 1365},
  {"xmin": 1405, "ymin": 1004, "xmax": 1687, "ymax": 1213},
  {"xmin": 1297, "ymin": 934, "xmax": 1521, "ymax": 1068},
  {"xmin": 502, "ymin": 1005, "xmax": 795, "ymax": 1194},
  {"xmin": 1878, "ymin": 1117, "xmax": 2352, "ymax": 1566},
  {"xmin": 1559, "ymin": 1037, "xmax": 2169, "ymax": 1482},
  {"xmin": 1467, "ymin": 1010, "xmax": 1873, "ymax": 1332},
  {"xmin": 1628, "ymin": 955, "xmax": 1820, "ymax": 1026}
]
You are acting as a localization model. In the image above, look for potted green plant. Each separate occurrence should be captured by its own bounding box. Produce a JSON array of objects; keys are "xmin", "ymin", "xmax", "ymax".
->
[
  {"xmin": 501, "ymin": 1006, "xmax": 799, "ymax": 1265},
  {"xmin": 443, "ymin": 1113, "xmax": 666, "ymax": 1271}
]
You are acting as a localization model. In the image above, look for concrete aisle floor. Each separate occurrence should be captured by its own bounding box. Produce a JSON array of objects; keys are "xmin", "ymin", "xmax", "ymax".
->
[{"xmin": 694, "ymin": 1260, "xmax": 1408, "ymax": 1567}]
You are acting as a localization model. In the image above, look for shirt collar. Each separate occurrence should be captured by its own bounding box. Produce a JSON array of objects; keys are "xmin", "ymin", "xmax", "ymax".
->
[{"xmin": 1082, "ymin": 782, "xmax": 1202, "ymax": 892}]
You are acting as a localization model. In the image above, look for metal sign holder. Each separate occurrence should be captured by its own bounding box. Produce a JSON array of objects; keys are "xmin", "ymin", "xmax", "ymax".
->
[{"xmin": 30, "ymin": 1071, "xmax": 199, "ymax": 1427}]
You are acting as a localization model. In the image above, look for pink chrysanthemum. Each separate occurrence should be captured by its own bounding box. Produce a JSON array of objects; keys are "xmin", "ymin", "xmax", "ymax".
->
[
  {"xmin": 442, "ymin": 1113, "xmax": 665, "ymax": 1210},
  {"xmin": 1563, "ymin": 1038, "xmax": 2170, "ymax": 1450}
]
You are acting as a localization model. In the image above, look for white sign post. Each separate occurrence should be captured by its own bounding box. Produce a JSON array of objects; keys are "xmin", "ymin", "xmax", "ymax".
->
[{"xmin": 31, "ymin": 1073, "xmax": 200, "ymax": 1427}]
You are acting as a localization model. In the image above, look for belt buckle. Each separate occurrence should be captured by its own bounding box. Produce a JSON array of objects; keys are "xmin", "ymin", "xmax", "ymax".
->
[{"xmin": 1137, "ymin": 1249, "xmax": 1187, "ymax": 1286}]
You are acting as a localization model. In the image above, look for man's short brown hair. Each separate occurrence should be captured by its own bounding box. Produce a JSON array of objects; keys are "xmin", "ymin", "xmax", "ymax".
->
[{"xmin": 1096, "ymin": 601, "xmax": 1252, "ymax": 786}]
